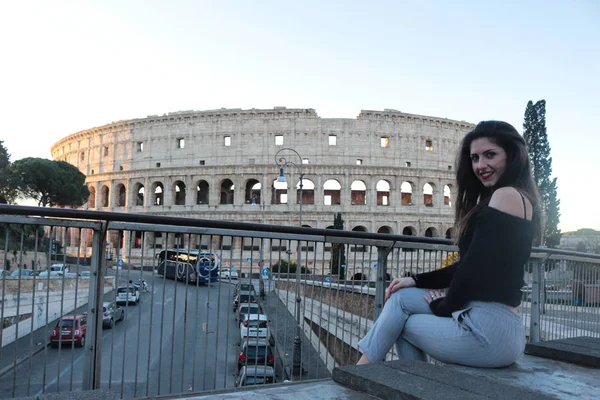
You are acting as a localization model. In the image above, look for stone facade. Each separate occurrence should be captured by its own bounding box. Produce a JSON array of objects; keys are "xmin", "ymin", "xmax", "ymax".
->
[{"xmin": 50, "ymin": 107, "xmax": 474, "ymax": 267}]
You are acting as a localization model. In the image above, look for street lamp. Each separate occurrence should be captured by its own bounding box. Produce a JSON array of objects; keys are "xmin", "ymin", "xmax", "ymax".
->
[{"xmin": 274, "ymin": 147, "xmax": 304, "ymax": 375}]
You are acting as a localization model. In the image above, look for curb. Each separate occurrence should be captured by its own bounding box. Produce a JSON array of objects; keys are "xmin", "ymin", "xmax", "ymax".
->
[{"xmin": 0, "ymin": 340, "xmax": 49, "ymax": 379}]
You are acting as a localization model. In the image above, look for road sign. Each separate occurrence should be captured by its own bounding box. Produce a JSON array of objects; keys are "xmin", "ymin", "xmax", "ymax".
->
[
  {"xmin": 246, "ymin": 257, "xmax": 252, "ymax": 264},
  {"xmin": 261, "ymin": 268, "xmax": 269, "ymax": 279},
  {"xmin": 325, "ymin": 276, "xmax": 331, "ymax": 283},
  {"xmin": 371, "ymin": 261, "xmax": 378, "ymax": 268},
  {"xmin": 117, "ymin": 259, "xmax": 124, "ymax": 267},
  {"xmin": 341, "ymin": 264, "xmax": 346, "ymax": 269}
]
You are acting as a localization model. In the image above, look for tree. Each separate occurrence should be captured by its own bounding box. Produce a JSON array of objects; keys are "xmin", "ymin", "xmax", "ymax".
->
[
  {"xmin": 0, "ymin": 141, "xmax": 17, "ymax": 203},
  {"xmin": 330, "ymin": 212, "xmax": 347, "ymax": 279},
  {"xmin": 10, "ymin": 158, "xmax": 90, "ymax": 207},
  {"xmin": 523, "ymin": 100, "xmax": 561, "ymax": 247}
]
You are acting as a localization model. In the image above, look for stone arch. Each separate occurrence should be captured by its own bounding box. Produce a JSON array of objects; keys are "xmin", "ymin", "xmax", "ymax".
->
[
  {"xmin": 352, "ymin": 272, "xmax": 367, "ymax": 281},
  {"xmin": 323, "ymin": 179, "xmax": 341, "ymax": 205},
  {"xmin": 271, "ymin": 178, "xmax": 288, "ymax": 204},
  {"xmin": 401, "ymin": 181, "xmax": 414, "ymax": 206},
  {"xmin": 352, "ymin": 225, "xmax": 368, "ymax": 252},
  {"xmin": 443, "ymin": 184, "xmax": 453, "ymax": 207},
  {"xmin": 220, "ymin": 179, "xmax": 235, "ymax": 204},
  {"xmin": 425, "ymin": 227, "xmax": 439, "ymax": 237},
  {"xmin": 245, "ymin": 179, "xmax": 261, "ymax": 205},
  {"xmin": 351, "ymin": 180, "xmax": 367, "ymax": 205},
  {"xmin": 352, "ymin": 225, "xmax": 368, "ymax": 232},
  {"xmin": 297, "ymin": 178, "xmax": 315, "ymax": 205},
  {"xmin": 134, "ymin": 182, "xmax": 144, "ymax": 206},
  {"xmin": 402, "ymin": 226, "xmax": 416, "ymax": 236},
  {"xmin": 423, "ymin": 182, "xmax": 436, "ymax": 207},
  {"xmin": 115, "ymin": 183, "xmax": 126, "ymax": 207},
  {"xmin": 376, "ymin": 179, "xmax": 391, "ymax": 206},
  {"xmin": 174, "ymin": 181, "xmax": 186, "ymax": 205},
  {"xmin": 445, "ymin": 228, "xmax": 454, "ymax": 239},
  {"xmin": 377, "ymin": 225, "xmax": 393, "ymax": 234},
  {"xmin": 152, "ymin": 182, "xmax": 164, "ymax": 206},
  {"xmin": 196, "ymin": 180, "xmax": 209, "ymax": 204},
  {"xmin": 100, "ymin": 185, "xmax": 109, "ymax": 207},
  {"xmin": 87, "ymin": 186, "xmax": 96, "ymax": 208}
]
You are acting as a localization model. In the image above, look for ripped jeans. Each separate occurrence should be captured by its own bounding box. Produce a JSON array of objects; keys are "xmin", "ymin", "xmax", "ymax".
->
[{"xmin": 357, "ymin": 288, "xmax": 526, "ymax": 368}]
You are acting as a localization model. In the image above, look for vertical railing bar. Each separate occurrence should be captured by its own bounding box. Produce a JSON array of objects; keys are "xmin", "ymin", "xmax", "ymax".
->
[
  {"xmin": 117, "ymin": 230, "xmax": 129, "ymax": 398},
  {"xmin": 27, "ymin": 226, "xmax": 41, "ymax": 397},
  {"xmin": 68, "ymin": 227, "xmax": 83, "ymax": 391},
  {"xmin": 107, "ymin": 238, "xmax": 117, "ymax": 389},
  {"xmin": 131, "ymin": 230, "xmax": 143, "ymax": 398},
  {"xmin": 0, "ymin": 224, "xmax": 8, "ymax": 359},
  {"xmin": 156, "ymin": 231, "xmax": 168, "ymax": 396},
  {"xmin": 180, "ymin": 234, "xmax": 192, "ymax": 394},
  {"xmin": 167, "ymin": 234, "xmax": 179, "ymax": 394},
  {"xmin": 145, "ymin": 234, "xmax": 157, "ymax": 397},
  {"xmin": 11, "ymin": 226, "xmax": 25, "ymax": 397},
  {"xmin": 530, "ymin": 259, "xmax": 541, "ymax": 343},
  {"xmin": 41, "ymin": 225, "xmax": 54, "ymax": 394}
]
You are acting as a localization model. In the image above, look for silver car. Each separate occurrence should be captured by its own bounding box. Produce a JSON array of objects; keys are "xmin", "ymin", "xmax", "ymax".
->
[{"xmin": 102, "ymin": 301, "xmax": 124, "ymax": 328}]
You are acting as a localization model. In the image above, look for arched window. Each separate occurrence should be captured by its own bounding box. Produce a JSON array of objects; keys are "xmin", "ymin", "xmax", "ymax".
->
[
  {"xmin": 135, "ymin": 183, "xmax": 144, "ymax": 206},
  {"xmin": 444, "ymin": 184, "xmax": 452, "ymax": 207},
  {"xmin": 401, "ymin": 182, "xmax": 413, "ymax": 206},
  {"xmin": 323, "ymin": 179, "xmax": 341, "ymax": 205},
  {"xmin": 402, "ymin": 226, "xmax": 416, "ymax": 236},
  {"xmin": 87, "ymin": 186, "xmax": 96, "ymax": 208},
  {"xmin": 351, "ymin": 180, "xmax": 367, "ymax": 205},
  {"xmin": 297, "ymin": 178, "xmax": 315, "ymax": 205},
  {"xmin": 272, "ymin": 179, "xmax": 288, "ymax": 204},
  {"xmin": 351, "ymin": 226, "xmax": 368, "ymax": 252},
  {"xmin": 377, "ymin": 226, "xmax": 393, "ymax": 234},
  {"xmin": 423, "ymin": 182, "xmax": 435, "ymax": 207},
  {"xmin": 425, "ymin": 227, "xmax": 439, "ymax": 237},
  {"xmin": 376, "ymin": 180, "xmax": 391, "ymax": 206},
  {"xmin": 116, "ymin": 184, "xmax": 126, "ymax": 207},
  {"xmin": 152, "ymin": 182, "xmax": 164, "ymax": 206},
  {"xmin": 196, "ymin": 180, "xmax": 209, "ymax": 204},
  {"xmin": 245, "ymin": 179, "xmax": 261, "ymax": 205},
  {"xmin": 220, "ymin": 179, "xmax": 234, "ymax": 204},
  {"xmin": 101, "ymin": 185, "xmax": 109, "ymax": 207},
  {"xmin": 174, "ymin": 181, "xmax": 186, "ymax": 205}
]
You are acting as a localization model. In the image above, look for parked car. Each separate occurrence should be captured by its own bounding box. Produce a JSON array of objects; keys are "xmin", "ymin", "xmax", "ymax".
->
[
  {"xmin": 49, "ymin": 264, "xmax": 70, "ymax": 274},
  {"xmin": 102, "ymin": 301, "xmax": 124, "ymax": 328},
  {"xmin": 238, "ymin": 338, "xmax": 274, "ymax": 370},
  {"xmin": 50, "ymin": 314, "xmax": 87, "ymax": 347},
  {"xmin": 116, "ymin": 286, "xmax": 140, "ymax": 305},
  {"xmin": 39, "ymin": 270, "xmax": 62, "ymax": 278},
  {"xmin": 9, "ymin": 269, "xmax": 34, "ymax": 277},
  {"xmin": 234, "ymin": 282, "xmax": 256, "ymax": 298},
  {"xmin": 236, "ymin": 302, "xmax": 261, "ymax": 322},
  {"xmin": 233, "ymin": 292, "xmax": 257, "ymax": 312},
  {"xmin": 0, "ymin": 269, "xmax": 5, "ymax": 277},
  {"xmin": 219, "ymin": 267, "xmax": 239, "ymax": 279},
  {"xmin": 239, "ymin": 314, "xmax": 271, "ymax": 344},
  {"xmin": 236, "ymin": 365, "xmax": 275, "ymax": 386}
]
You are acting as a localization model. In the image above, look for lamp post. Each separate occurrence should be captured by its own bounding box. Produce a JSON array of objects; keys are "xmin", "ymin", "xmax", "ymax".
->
[{"xmin": 274, "ymin": 147, "xmax": 304, "ymax": 375}]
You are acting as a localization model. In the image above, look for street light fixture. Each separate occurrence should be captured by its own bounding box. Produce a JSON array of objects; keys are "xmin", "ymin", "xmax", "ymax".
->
[{"xmin": 274, "ymin": 147, "xmax": 304, "ymax": 375}]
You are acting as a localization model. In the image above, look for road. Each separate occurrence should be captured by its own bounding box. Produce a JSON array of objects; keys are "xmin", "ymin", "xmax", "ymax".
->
[{"xmin": 0, "ymin": 271, "xmax": 279, "ymax": 399}]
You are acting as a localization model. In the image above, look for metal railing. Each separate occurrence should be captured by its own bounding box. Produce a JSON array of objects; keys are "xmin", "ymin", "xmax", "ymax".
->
[{"xmin": 0, "ymin": 205, "xmax": 599, "ymax": 399}]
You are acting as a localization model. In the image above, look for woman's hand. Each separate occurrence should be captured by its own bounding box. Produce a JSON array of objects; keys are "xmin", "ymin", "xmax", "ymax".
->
[
  {"xmin": 424, "ymin": 289, "xmax": 446, "ymax": 304},
  {"xmin": 385, "ymin": 277, "xmax": 416, "ymax": 302}
]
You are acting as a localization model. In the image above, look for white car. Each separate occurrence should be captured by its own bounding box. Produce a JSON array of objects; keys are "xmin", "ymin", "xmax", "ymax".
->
[
  {"xmin": 49, "ymin": 264, "xmax": 69, "ymax": 274},
  {"xmin": 220, "ymin": 268, "xmax": 239, "ymax": 279},
  {"xmin": 116, "ymin": 286, "xmax": 140, "ymax": 305},
  {"xmin": 239, "ymin": 314, "xmax": 271, "ymax": 344}
]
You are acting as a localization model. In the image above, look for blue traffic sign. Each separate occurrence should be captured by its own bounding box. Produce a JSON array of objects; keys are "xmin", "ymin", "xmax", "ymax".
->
[
  {"xmin": 246, "ymin": 257, "xmax": 252, "ymax": 264},
  {"xmin": 261, "ymin": 268, "xmax": 269, "ymax": 278},
  {"xmin": 117, "ymin": 259, "xmax": 124, "ymax": 267}
]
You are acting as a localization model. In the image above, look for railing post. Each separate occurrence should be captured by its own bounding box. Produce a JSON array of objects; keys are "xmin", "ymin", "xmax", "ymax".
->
[
  {"xmin": 529, "ymin": 258, "xmax": 543, "ymax": 343},
  {"xmin": 375, "ymin": 245, "xmax": 394, "ymax": 320},
  {"xmin": 82, "ymin": 224, "xmax": 107, "ymax": 390}
]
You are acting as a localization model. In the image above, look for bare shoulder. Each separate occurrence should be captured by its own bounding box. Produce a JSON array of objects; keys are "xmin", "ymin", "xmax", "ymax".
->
[{"xmin": 489, "ymin": 187, "xmax": 532, "ymax": 220}]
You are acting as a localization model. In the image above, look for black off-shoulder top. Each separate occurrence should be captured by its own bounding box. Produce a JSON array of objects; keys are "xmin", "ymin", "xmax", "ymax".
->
[{"xmin": 413, "ymin": 206, "xmax": 534, "ymax": 317}]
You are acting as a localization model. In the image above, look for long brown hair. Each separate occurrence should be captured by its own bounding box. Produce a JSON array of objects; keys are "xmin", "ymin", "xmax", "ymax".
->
[{"xmin": 454, "ymin": 121, "xmax": 542, "ymax": 245}]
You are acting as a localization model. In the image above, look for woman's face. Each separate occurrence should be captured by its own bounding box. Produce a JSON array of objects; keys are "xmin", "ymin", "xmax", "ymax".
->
[{"xmin": 470, "ymin": 137, "xmax": 507, "ymax": 189}]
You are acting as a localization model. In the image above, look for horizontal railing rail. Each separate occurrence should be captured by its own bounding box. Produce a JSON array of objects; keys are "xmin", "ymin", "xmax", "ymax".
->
[{"xmin": 0, "ymin": 205, "xmax": 598, "ymax": 399}]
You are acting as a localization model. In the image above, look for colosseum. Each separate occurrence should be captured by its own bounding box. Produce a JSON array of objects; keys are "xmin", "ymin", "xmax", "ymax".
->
[{"xmin": 51, "ymin": 107, "xmax": 474, "ymax": 273}]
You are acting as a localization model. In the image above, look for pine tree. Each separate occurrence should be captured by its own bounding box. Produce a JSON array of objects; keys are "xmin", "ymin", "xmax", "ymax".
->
[
  {"xmin": 523, "ymin": 100, "xmax": 562, "ymax": 247},
  {"xmin": 330, "ymin": 212, "xmax": 346, "ymax": 279}
]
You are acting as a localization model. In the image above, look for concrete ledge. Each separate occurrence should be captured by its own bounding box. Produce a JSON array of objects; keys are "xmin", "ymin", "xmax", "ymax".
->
[
  {"xmin": 332, "ymin": 360, "xmax": 555, "ymax": 400},
  {"xmin": 525, "ymin": 336, "xmax": 600, "ymax": 368}
]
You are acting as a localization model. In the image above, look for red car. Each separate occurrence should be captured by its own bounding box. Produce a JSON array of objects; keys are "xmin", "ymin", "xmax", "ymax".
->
[{"xmin": 50, "ymin": 314, "xmax": 87, "ymax": 348}]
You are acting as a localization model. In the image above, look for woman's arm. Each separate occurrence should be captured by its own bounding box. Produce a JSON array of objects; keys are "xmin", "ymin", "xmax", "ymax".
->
[{"xmin": 412, "ymin": 262, "xmax": 460, "ymax": 289}]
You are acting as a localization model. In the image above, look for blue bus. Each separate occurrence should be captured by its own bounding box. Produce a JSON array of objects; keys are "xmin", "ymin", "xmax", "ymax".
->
[{"xmin": 156, "ymin": 249, "xmax": 220, "ymax": 284}]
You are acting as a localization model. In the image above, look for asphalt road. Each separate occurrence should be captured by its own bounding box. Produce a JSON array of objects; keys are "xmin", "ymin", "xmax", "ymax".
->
[{"xmin": 0, "ymin": 271, "xmax": 279, "ymax": 399}]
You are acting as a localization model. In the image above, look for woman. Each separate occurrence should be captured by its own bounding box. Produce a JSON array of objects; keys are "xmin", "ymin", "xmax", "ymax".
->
[{"xmin": 357, "ymin": 120, "xmax": 541, "ymax": 368}]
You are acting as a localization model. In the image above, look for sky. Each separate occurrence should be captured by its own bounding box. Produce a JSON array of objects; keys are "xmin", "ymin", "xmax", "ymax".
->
[{"xmin": 0, "ymin": 1, "xmax": 598, "ymax": 232}]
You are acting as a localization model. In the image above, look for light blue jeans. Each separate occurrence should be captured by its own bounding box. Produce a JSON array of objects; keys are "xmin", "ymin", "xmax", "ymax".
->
[{"xmin": 357, "ymin": 288, "xmax": 526, "ymax": 367}]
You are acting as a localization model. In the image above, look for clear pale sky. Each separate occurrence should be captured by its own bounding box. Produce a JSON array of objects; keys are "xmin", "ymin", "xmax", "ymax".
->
[{"xmin": 0, "ymin": 1, "xmax": 598, "ymax": 231}]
